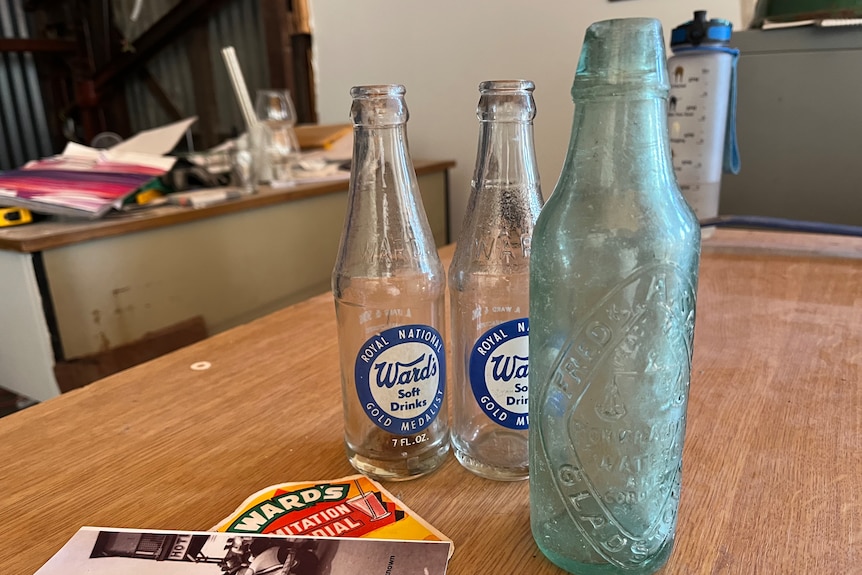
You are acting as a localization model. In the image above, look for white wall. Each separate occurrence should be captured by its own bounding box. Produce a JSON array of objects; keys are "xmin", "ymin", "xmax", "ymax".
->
[{"xmin": 310, "ymin": 1, "xmax": 742, "ymax": 240}]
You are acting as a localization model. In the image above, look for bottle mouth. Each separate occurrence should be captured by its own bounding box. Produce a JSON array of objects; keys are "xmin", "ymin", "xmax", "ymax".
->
[
  {"xmin": 477, "ymin": 79, "xmax": 537, "ymax": 123},
  {"xmin": 478, "ymin": 80, "xmax": 535, "ymax": 94},
  {"xmin": 350, "ymin": 84, "xmax": 406, "ymax": 99},
  {"xmin": 350, "ymin": 84, "xmax": 409, "ymax": 126},
  {"xmin": 572, "ymin": 18, "xmax": 669, "ymax": 99}
]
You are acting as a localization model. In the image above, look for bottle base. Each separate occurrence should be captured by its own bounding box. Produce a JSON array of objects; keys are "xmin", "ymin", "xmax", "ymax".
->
[
  {"xmin": 451, "ymin": 430, "xmax": 528, "ymax": 481},
  {"xmin": 534, "ymin": 535, "xmax": 674, "ymax": 575},
  {"xmin": 453, "ymin": 446, "xmax": 528, "ymax": 481},
  {"xmin": 346, "ymin": 439, "xmax": 450, "ymax": 482}
]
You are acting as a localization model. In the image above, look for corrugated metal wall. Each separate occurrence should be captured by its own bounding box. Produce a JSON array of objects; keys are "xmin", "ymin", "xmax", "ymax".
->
[
  {"xmin": 121, "ymin": 0, "xmax": 270, "ymax": 145},
  {"xmin": 113, "ymin": 0, "xmax": 182, "ymax": 43},
  {"xmin": 0, "ymin": 0, "xmax": 53, "ymax": 171},
  {"xmin": 0, "ymin": 0, "xmax": 271, "ymax": 169}
]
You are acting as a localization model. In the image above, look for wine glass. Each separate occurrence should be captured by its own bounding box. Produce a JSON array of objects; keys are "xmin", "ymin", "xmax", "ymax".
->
[
  {"xmin": 254, "ymin": 89, "xmax": 301, "ymax": 188},
  {"xmin": 255, "ymin": 89, "xmax": 298, "ymax": 124}
]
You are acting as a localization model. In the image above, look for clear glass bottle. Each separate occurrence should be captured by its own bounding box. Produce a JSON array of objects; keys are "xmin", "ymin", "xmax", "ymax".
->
[
  {"xmin": 449, "ymin": 80, "xmax": 543, "ymax": 481},
  {"xmin": 332, "ymin": 84, "xmax": 449, "ymax": 481},
  {"xmin": 529, "ymin": 19, "xmax": 700, "ymax": 574}
]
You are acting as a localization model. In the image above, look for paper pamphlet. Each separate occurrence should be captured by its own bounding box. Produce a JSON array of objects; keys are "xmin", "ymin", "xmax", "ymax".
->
[
  {"xmin": 110, "ymin": 117, "xmax": 198, "ymax": 156},
  {"xmin": 34, "ymin": 526, "xmax": 450, "ymax": 575}
]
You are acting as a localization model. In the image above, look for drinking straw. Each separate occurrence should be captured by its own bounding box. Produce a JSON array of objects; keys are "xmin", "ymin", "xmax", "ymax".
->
[
  {"xmin": 354, "ymin": 479, "xmax": 380, "ymax": 520},
  {"xmin": 220, "ymin": 46, "xmax": 257, "ymax": 130}
]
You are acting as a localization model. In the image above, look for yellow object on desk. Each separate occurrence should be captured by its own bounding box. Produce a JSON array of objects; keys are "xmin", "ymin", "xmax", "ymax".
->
[
  {"xmin": 0, "ymin": 207, "xmax": 32, "ymax": 227},
  {"xmin": 294, "ymin": 124, "xmax": 351, "ymax": 150}
]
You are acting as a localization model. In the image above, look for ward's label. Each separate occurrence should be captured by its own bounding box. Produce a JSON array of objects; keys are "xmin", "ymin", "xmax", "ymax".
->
[
  {"xmin": 213, "ymin": 474, "xmax": 454, "ymax": 558},
  {"xmin": 469, "ymin": 318, "xmax": 529, "ymax": 430},
  {"xmin": 355, "ymin": 324, "xmax": 446, "ymax": 434}
]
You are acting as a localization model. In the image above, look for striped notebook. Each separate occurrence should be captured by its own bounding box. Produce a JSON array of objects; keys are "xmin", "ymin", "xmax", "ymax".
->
[{"xmin": 0, "ymin": 143, "xmax": 176, "ymax": 219}]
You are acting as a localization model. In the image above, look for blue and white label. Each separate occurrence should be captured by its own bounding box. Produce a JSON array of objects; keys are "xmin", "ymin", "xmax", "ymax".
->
[
  {"xmin": 355, "ymin": 324, "xmax": 446, "ymax": 435},
  {"xmin": 469, "ymin": 318, "xmax": 529, "ymax": 430}
]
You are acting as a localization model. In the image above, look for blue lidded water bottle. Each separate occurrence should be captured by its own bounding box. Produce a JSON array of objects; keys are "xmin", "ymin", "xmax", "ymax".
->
[{"xmin": 667, "ymin": 11, "xmax": 740, "ymax": 233}]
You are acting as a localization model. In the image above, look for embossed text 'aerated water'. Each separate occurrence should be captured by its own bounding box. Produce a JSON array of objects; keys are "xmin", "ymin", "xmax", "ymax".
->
[{"xmin": 529, "ymin": 19, "xmax": 701, "ymax": 574}]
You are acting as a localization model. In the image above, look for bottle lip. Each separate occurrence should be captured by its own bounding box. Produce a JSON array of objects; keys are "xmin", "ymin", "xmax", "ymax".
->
[
  {"xmin": 478, "ymin": 80, "xmax": 535, "ymax": 93},
  {"xmin": 350, "ymin": 84, "xmax": 406, "ymax": 99},
  {"xmin": 349, "ymin": 84, "xmax": 409, "ymax": 127},
  {"xmin": 572, "ymin": 17, "xmax": 670, "ymax": 98}
]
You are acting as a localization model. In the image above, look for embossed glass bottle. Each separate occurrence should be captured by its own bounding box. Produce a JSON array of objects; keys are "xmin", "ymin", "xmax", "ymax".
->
[
  {"xmin": 332, "ymin": 85, "xmax": 449, "ymax": 481},
  {"xmin": 529, "ymin": 19, "xmax": 701, "ymax": 574},
  {"xmin": 449, "ymin": 80, "xmax": 543, "ymax": 481}
]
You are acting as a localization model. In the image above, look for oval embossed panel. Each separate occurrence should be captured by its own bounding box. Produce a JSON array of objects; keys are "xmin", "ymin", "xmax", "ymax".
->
[{"xmin": 537, "ymin": 263, "xmax": 695, "ymax": 568}]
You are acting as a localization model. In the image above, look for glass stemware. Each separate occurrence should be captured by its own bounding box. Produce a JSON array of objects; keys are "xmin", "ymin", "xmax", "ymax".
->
[{"xmin": 254, "ymin": 89, "xmax": 301, "ymax": 187}]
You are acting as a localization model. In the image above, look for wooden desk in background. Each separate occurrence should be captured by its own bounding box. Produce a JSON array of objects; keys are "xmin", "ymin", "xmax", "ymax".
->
[
  {"xmin": 0, "ymin": 229, "xmax": 859, "ymax": 574},
  {"xmin": 0, "ymin": 160, "xmax": 452, "ymax": 401}
]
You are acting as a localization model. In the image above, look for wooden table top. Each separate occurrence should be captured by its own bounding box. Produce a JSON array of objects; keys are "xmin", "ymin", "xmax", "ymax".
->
[
  {"xmin": 0, "ymin": 228, "xmax": 859, "ymax": 575},
  {"xmin": 0, "ymin": 159, "xmax": 454, "ymax": 253}
]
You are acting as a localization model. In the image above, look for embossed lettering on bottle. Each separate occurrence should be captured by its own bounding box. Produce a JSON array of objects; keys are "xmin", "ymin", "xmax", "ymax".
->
[
  {"xmin": 449, "ymin": 79, "xmax": 542, "ymax": 481},
  {"xmin": 537, "ymin": 265, "xmax": 695, "ymax": 569}
]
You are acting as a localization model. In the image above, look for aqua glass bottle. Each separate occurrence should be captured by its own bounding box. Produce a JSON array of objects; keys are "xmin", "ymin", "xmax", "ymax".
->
[
  {"xmin": 332, "ymin": 84, "xmax": 449, "ymax": 481},
  {"xmin": 529, "ymin": 19, "xmax": 701, "ymax": 574},
  {"xmin": 449, "ymin": 80, "xmax": 543, "ymax": 481}
]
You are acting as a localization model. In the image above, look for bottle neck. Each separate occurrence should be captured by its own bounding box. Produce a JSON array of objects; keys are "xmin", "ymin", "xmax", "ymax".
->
[
  {"xmin": 473, "ymin": 120, "xmax": 539, "ymax": 190},
  {"xmin": 560, "ymin": 95, "xmax": 675, "ymax": 194},
  {"xmin": 343, "ymin": 122, "xmax": 441, "ymax": 275},
  {"xmin": 351, "ymin": 123, "xmax": 413, "ymax": 191}
]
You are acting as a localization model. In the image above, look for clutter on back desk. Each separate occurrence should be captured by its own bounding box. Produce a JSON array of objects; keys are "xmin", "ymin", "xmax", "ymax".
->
[
  {"xmin": 0, "ymin": 118, "xmax": 354, "ymax": 219},
  {"xmin": 160, "ymin": 146, "xmax": 249, "ymax": 209},
  {"xmin": 164, "ymin": 151, "xmax": 234, "ymax": 192},
  {"xmin": 289, "ymin": 125, "xmax": 353, "ymax": 184},
  {"xmin": 165, "ymin": 125, "xmax": 353, "ymax": 198},
  {"xmin": 167, "ymin": 188, "xmax": 243, "ymax": 209},
  {"xmin": 0, "ymin": 118, "xmax": 195, "ymax": 219}
]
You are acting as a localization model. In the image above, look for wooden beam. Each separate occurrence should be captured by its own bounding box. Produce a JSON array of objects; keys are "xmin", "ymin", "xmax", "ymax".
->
[
  {"xmin": 185, "ymin": 21, "xmax": 219, "ymax": 149},
  {"xmin": 260, "ymin": 0, "xmax": 295, "ymax": 95},
  {"xmin": 138, "ymin": 67, "xmax": 183, "ymax": 121},
  {"xmin": 260, "ymin": 0, "xmax": 317, "ymax": 122},
  {"xmin": 93, "ymin": 0, "xmax": 233, "ymax": 90},
  {"xmin": 292, "ymin": 0, "xmax": 311, "ymax": 34},
  {"xmin": 291, "ymin": 33, "xmax": 316, "ymax": 123},
  {"xmin": 0, "ymin": 38, "xmax": 76, "ymax": 53}
]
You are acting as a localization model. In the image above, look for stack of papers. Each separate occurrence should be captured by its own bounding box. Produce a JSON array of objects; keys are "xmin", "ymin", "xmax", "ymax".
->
[{"xmin": 0, "ymin": 118, "xmax": 195, "ymax": 219}]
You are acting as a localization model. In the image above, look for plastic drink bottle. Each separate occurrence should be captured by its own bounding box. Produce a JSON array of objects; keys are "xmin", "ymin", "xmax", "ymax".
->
[{"xmin": 667, "ymin": 10, "xmax": 740, "ymax": 230}]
